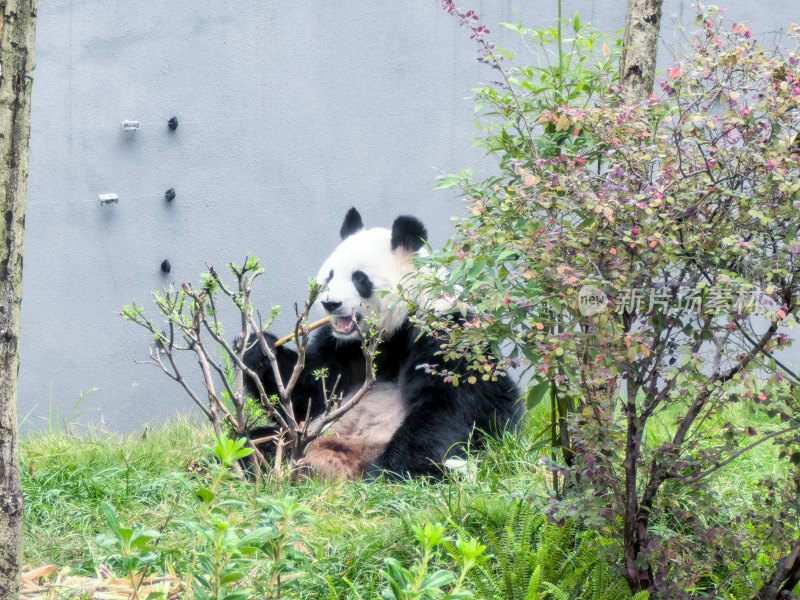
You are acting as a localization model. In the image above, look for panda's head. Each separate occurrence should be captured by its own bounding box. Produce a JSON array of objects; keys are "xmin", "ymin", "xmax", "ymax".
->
[{"xmin": 316, "ymin": 207, "xmax": 427, "ymax": 340}]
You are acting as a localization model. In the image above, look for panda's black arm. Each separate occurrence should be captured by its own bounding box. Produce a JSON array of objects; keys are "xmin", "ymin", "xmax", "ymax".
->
[
  {"xmin": 242, "ymin": 327, "xmax": 367, "ymax": 423},
  {"xmin": 242, "ymin": 332, "xmax": 307, "ymax": 401},
  {"xmin": 367, "ymin": 324, "xmax": 522, "ymax": 479}
]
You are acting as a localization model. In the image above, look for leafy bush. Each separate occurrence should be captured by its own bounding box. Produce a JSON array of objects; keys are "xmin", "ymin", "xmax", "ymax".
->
[
  {"xmin": 425, "ymin": 4, "xmax": 800, "ymax": 597},
  {"xmin": 123, "ymin": 258, "xmax": 382, "ymax": 481}
]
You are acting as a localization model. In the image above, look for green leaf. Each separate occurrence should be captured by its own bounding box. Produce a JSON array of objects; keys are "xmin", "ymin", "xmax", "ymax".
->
[
  {"xmin": 219, "ymin": 571, "xmax": 246, "ymax": 585},
  {"xmin": 100, "ymin": 502, "xmax": 121, "ymax": 538},
  {"xmin": 526, "ymin": 380, "xmax": 551, "ymax": 410},
  {"xmin": 196, "ymin": 487, "xmax": 215, "ymax": 504},
  {"xmin": 435, "ymin": 177, "xmax": 460, "ymax": 190},
  {"xmin": 421, "ymin": 569, "xmax": 455, "ymax": 589},
  {"xmin": 130, "ymin": 532, "xmax": 158, "ymax": 549}
]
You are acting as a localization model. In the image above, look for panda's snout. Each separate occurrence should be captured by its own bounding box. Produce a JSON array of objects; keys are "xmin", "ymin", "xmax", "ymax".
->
[{"xmin": 321, "ymin": 300, "xmax": 342, "ymax": 313}]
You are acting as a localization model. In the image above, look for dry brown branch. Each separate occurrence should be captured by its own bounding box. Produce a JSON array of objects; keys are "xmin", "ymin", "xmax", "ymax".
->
[
  {"xmin": 189, "ymin": 341, "xmax": 224, "ymax": 438},
  {"xmin": 678, "ymin": 424, "xmax": 800, "ymax": 485},
  {"xmin": 123, "ymin": 265, "xmax": 272, "ymax": 474},
  {"xmin": 127, "ymin": 311, "xmax": 213, "ymax": 423},
  {"xmin": 20, "ymin": 564, "xmax": 179, "ymax": 600}
]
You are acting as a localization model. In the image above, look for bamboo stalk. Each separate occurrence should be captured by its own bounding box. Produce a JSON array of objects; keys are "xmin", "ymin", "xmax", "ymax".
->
[{"xmin": 273, "ymin": 316, "xmax": 331, "ymax": 348}]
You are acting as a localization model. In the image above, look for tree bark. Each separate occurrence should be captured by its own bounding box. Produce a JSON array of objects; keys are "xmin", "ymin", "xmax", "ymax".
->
[
  {"xmin": 619, "ymin": 0, "xmax": 664, "ymax": 99},
  {"xmin": 0, "ymin": 1, "xmax": 37, "ymax": 598},
  {"xmin": 754, "ymin": 537, "xmax": 800, "ymax": 600}
]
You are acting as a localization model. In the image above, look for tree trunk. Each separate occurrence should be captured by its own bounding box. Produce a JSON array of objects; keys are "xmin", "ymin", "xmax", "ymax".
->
[
  {"xmin": 622, "ymin": 384, "xmax": 651, "ymax": 593},
  {"xmin": 754, "ymin": 537, "xmax": 800, "ymax": 600},
  {"xmin": 0, "ymin": 1, "xmax": 37, "ymax": 598},
  {"xmin": 619, "ymin": 0, "xmax": 664, "ymax": 99}
]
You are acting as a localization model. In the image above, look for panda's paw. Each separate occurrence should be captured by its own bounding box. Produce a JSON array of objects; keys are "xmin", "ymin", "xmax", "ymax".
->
[{"xmin": 305, "ymin": 437, "xmax": 370, "ymax": 481}]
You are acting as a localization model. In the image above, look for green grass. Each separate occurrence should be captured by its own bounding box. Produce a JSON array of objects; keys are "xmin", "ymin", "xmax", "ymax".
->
[
  {"xmin": 21, "ymin": 417, "xmax": 210, "ymax": 572},
  {"xmin": 18, "ymin": 401, "xmax": 795, "ymax": 599},
  {"xmin": 19, "ymin": 414, "xmax": 550, "ymax": 598}
]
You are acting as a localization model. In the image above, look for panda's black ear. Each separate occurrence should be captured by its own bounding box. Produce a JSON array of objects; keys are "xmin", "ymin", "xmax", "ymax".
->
[
  {"xmin": 340, "ymin": 207, "xmax": 364, "ymax": 239},
  {"xmin": 391, "ymin": 215, "xmax": 427, "ymax": 252}
]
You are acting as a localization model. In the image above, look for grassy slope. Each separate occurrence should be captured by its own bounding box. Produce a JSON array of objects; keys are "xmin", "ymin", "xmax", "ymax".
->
[
  {"xmin": 22, "ymin": 418, "xmax": 210, "ymax": 571},
  {"xmin": 20, "ymin": 416, "xmax": 547, "ymax": 598},
  {"xmin": 18, "ymin": 402, "xmax": 791, "ymax": 598}
]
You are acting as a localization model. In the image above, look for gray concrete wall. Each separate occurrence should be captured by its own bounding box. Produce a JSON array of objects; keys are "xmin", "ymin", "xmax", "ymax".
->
[{"xmin": 18, "ymin": 1, "xmax": 800, "ymax": 432}]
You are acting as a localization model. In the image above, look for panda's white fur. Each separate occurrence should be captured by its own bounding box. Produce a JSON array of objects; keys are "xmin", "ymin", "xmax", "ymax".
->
[{"xmin": 315, "ymin": 226, "xmax": 417, "ymax": 339}]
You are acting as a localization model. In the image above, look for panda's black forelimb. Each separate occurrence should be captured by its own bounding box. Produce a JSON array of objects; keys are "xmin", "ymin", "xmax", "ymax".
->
[
  {"xmin": 240, "ymin": 332, "xmax": 316, "ymax": 457},
  {"xmin": 241, "ymin": 332, "xmax": 297, "ymax": 400},
  {"xmin": 366, "ymin": 319, "xmax": 521, "ymax": 479},
  {"xmin": 241, "ymin": 325, "xmax": 368, "ymax": 451}
]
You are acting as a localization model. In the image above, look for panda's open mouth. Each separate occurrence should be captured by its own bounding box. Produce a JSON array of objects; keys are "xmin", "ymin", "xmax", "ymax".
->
[
  {"xmin": 331, "ymin": 310, "xmax": 361, "ymax": 336},
  {"xmin": 332, "ymin": 316, "xmax": 355, "ymax": 334}
]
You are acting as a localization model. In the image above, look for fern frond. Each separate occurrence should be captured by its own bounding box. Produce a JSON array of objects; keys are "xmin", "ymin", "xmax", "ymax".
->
[
  {"xmin": 460, "ymin": 500, "xmax": 640, "ymax": 600},
  {"xmin": 470, "ymin": 563, "xmax": 505, "ymax": 600},
  {"xmin": 540, "ymin": 580, "xmax": 571, "ymax": 600},
  {"xmin": 524, "ymin": 564, "xmax": 541, "ymax": 600}
]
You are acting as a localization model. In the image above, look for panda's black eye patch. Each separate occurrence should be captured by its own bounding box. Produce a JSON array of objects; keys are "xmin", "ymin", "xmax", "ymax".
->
[
  {"xmin": 326, "ymin": 269, "xmax": 334, "ymax": 283},
  {"xmin": 352, "ymin": 270, "xmax": 373, "ymax": 299}
]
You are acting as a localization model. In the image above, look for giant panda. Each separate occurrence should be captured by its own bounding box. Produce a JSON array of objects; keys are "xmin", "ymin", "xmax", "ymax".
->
[{"xmin": 243, "ymin": 207, "xmax": 521, "ymax": 479}]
